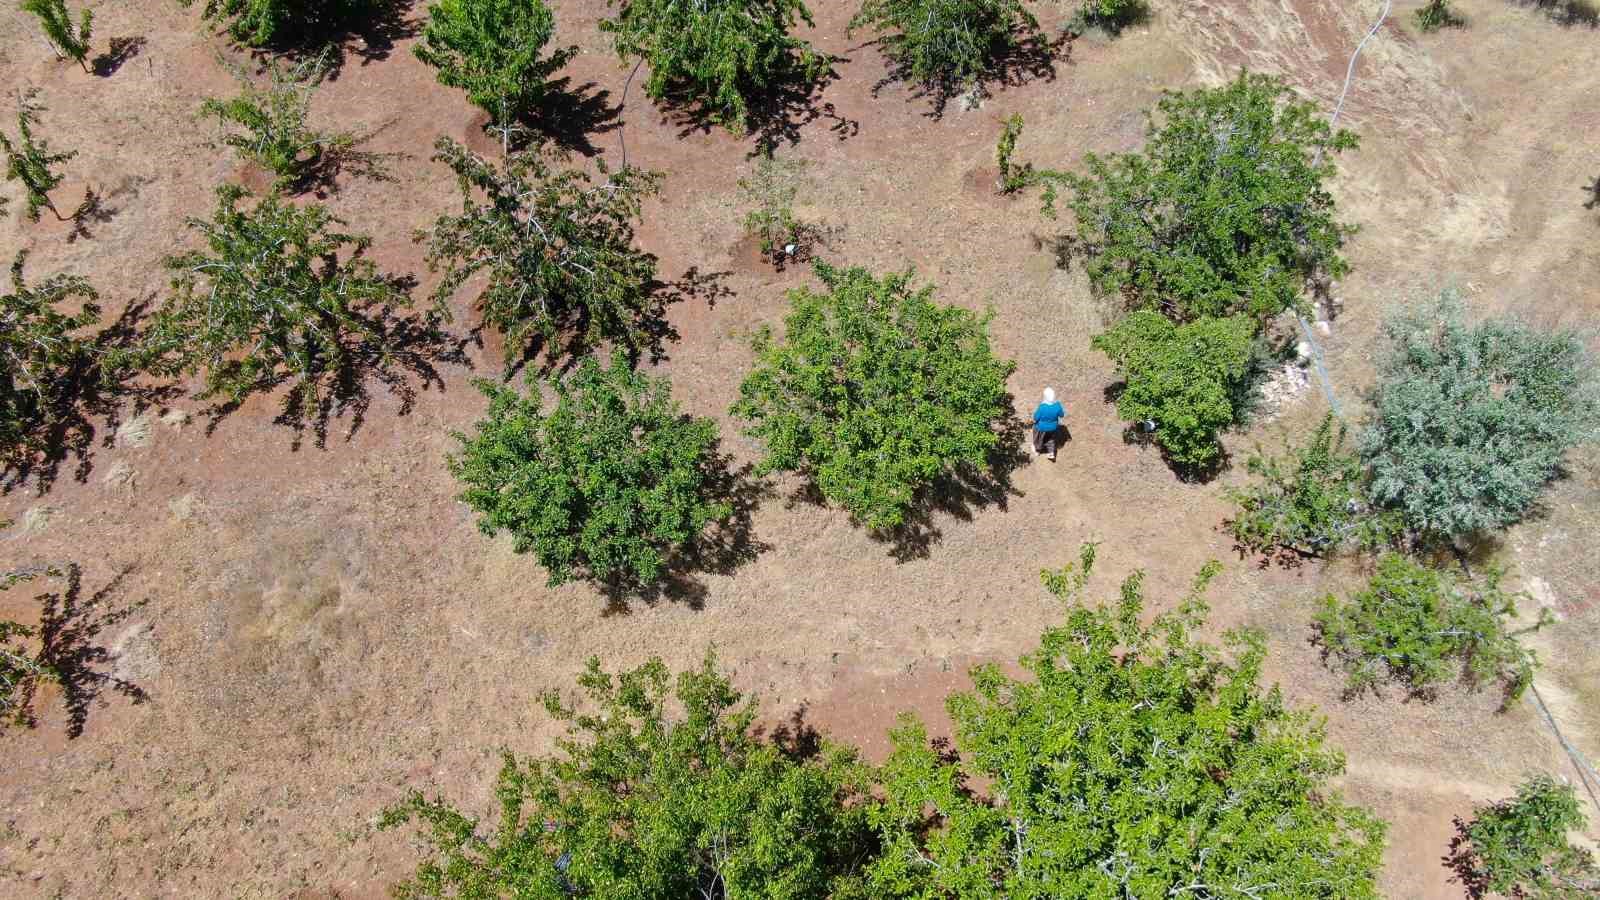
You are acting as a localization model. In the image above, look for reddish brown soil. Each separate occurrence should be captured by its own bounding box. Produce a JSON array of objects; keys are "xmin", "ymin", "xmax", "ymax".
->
[{"xmin": 1, "ymin": 1, "xmax": 1597, "ymax": 897}]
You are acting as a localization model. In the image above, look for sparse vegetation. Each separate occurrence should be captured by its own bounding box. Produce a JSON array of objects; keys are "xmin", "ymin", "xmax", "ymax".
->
[
  {"xmin": 178, "ymin": 0, "xmax": 390, "ymax": 48},
  {"xmin": 737, "ymin": 155, "xmax": 825, "ymax": 264},
  {"xmin": 1450, "ymin": 774, "xmax": 1600, "ymax": 899},
  {"xmin": 865, "ymin": 549, "xmax": 1387, "ymax": 897},
  {"xmin": 1092, "ymin": 311, "xmax": 1256, "ymax": 472},
  {"xmin": 413, "ymin": 0, "xmax": 577, "ymax": 143},
  {"xmin": 1359, "ymin": 290, "xmax": 1600, "ymax": 546},
  {"xmin": 850, "ymin": 0, "xmax": 1040, "ymax": 102},
  {"xmin": 419, "ymin": 137, "xmax": 663, "ymax": 365},
  {"xmin": 383, "ymin": 651, "xmax": 875, "ymax": 895},
  {"xmin": 0, "ymin": 253, "xmax": 102, "ymax": 474},
  {"xmin": 1227, "ymin": 414, "xmax": 1398, "ymax": 557},
  {"xmin": 1071, "ymin": 0, "xmax": 1149, "ymax": 35},
  {"xmin": 1416, "ymin": 0, "xmax": 1466, "ymax": 31},
  {"xmin": 1314, "ymin": 553, "xmax": 1549, "ymax": 704},
  {"xmin": 21, "ymin": 0, "xmax": 94, "ymax": 72},
  {"xmin": 1, "ymin": 564, "xmax": 58, "ymax": 729},
  {"xmin": 733, "ymin": 262, "xmax": 1016, "ymax": 531},
  {"xmin": 600, "ymin": 0, "xmax": 830, "ymax": 132},
  {"xmin": 2, "ymin": 90, "xmax": 75, "ymax": 223},
  {"xmin": 448, "ymin": 351, "xmax": 732, "ymax": 590},
  {"xmin": 140, "ymin": 185, "xmax": 412, "ymax": 421},
  {"xmin": 200, "ymin": 50, "xmax": 387, "ymax": 192},
  {"xmin": 1059, "ymin": 72, "xmax": 1357, "ymax": 323},
  {"xmin": 1518, "ymin": 0, "xmax": 1600, "ymax": 27}
]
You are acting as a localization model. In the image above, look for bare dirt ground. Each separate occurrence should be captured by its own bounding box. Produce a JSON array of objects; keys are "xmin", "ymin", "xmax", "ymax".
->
[{"xmin": 0, "ymin": 0, "xmax": 1596, "ymax": 896}]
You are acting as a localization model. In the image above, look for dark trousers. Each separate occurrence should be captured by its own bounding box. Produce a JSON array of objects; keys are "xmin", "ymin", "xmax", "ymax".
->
[{"xmin": 1032, "ymin": 427, "xmax": 1057, "ymax": 455}]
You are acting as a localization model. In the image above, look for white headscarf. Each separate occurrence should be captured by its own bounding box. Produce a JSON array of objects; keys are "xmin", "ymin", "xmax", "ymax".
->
[{"xmin": 1042, "ymin": 387, "xmax": 1056, "ymax": 404}]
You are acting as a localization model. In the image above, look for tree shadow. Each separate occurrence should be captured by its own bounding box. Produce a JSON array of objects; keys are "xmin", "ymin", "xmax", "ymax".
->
[
  {"xmin": 243, "ymin": 1, "xmax": 421, "ymax": 76},
  {"xmin": 92, "ymin": 36, "xmax": 147, "ymax": 78},
  {"xmin": 295, "ymin": 123, "xmax": 408, "ymax": 200},
  {"xmin": 30, "ymin": 564, "xmax": 150, "ymax": 739},
  {"xmin": 1518, "ymin": 0, "xmax": 1600, "ymax": 27},
  {"xmin": 1443, "ymin": 815, "xmax": 1490, "ymax": 898},
  {"xmin": 761, "ymin": 704, "xmax": 825, "ymax": 763},
  {"xmin": 524, "ymin": 78, "xmax": 624, "ymax": 158},
  {"xmin": 599, "ymin": 456, "xmax": 774, "ymax": 613},
  {"xmin": 2, "ymin": 296, "xmax": 182, "ymax": 496},
  {"xmin": 1585, "ymin": 174, "xmax": 1600, "ymax": 213},
  {"xmin": 866, "ymin": 29, "xmax": 1067, "ymax": 120},
  {"xmin": 65, "ymin": 176, "xmax": 153, "ymax": 244},
  {"xmin": 877, "ymin": 411, "xmax": 1032, "ymax": 562},
  {"xmin": 200, "ymin": 284, "xmax": 469, "ymax": 450},
  {"xmin": 666, "ymin": 59, "xmax": 859, "ymax": 152}
]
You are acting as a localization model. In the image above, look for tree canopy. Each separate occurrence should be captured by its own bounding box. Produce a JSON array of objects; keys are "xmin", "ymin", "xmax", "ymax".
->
[
  {"xmin": 600, "ymin": 0, "xmax": 829, "ymax": 132},
  {"xmin": 383, "ymin": 651, "xmax": 876, "ymax": 898},
  {"xmin": 1060, "ymin": 72, "xmax": 1357, "ymax": 323},
  {"xmin": 1359, "ymin": 290, "xmax": 1600, "ymax": 544},
  {"xmin": 849, "ymin": 0, "xmax": 1040, "ymax": 103},
  {"xmin": 1, "ymin": 253, "xmax": 101, "ymax": 475},
  {"xmin": 414, "ymin": 0, "xmax": 577, "ymax": 136},
  {"xmin": 179, "ymin": 0, "xmax": 389, "ymax": 48},
  {"xmin": 864, "ymin": 546, "xmax": 1388, "ymax": 898},
  {"xmin": 1092, "ymin": 310, "xmax": 1257, "ymax": 472},
  {"xmin": 733, "ymin": 262, "xmax": 1015, "ymax": 531},
  {"xmin": 1450, "ymin": 774, "xmax": 1600, "ymax": 899},
  {"xmin": 448, "ymin": 351, "xmax": 731, "ymax": 589}
]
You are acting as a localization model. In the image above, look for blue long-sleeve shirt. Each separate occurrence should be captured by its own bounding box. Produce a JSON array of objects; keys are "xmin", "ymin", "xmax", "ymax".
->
[{"xmin": 1033, "ymin": 401, "xmax": 1065, "ymax": 432}]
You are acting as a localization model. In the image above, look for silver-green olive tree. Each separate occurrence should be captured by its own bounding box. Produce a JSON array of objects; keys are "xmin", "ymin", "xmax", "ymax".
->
[{"xmin": 1359, "ymin": 290, "xmax": 1600, "ymax": 545}]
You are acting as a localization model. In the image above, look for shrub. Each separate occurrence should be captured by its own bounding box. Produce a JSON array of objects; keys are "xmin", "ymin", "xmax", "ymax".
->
[
  {"xmin": 1092, "ymin": 310, "xmax": 1256, "ymax": 471},
  {"xmin": 448, "ymin": 351, "xmax": 731, "ymax": 589},
  {"xmin": 600, "ymin": 0, "xmax": 829, "ymax": 132},
  {"xmin": 1518, "ymin": 0, "xmax": 1600, "ymax": 27},
  {"xmin": 178, "ymin": 0, "xmax": 389, "ymax": 48},
  {"xmin": 383, "ymin": 651, "xmax": 875, "ymax": 896},
  {"xmin": 0, "ymin": 253, "xmax": 102, "ymax": 473},
  {"xmin": 420, "ymin": 137, "xmax": 664, "ymax": 366},
  {"xmin": 1416, "ymin": 0, "xmax": 1466, "ymax": 31},
  {"xmin": 850, "ymin": 0, "xmax": 1039, "ymax": 101},
  {"xmin": 1314, "ymin": 553, "xmax": 1549, "ymax": 704},
  {"xmin": 1359, "ymin": 290, "xmax": 1600, "ymax": 545},
  {"xmin": 2, "ymin": 90, "xmax": 75, "ymax": 223},
  {"xmin": 1072, "ymin": 0, "xmax": 1149, "ymax": 35},
  {"xmin": 732, "ymin": 262, "xmax": 1016, "ymax": 531},
  {"xmin": 1451, "ymin": 775, "xmax": 1600, "ymax": 899},
  {"xmin": 201, "ymin": 50, "xmax": 386, "ymax": 193},
  {"xmin": 141, "ymin": 185, "xmax": 411, "ymax": 420},
  {"xmin": 21, "ymin": 0, "xmax": 93, "ymax": 72},
  {"xmin": 1060, "ymin": 72, "xmax": 1357, "ymax": 323},
  {"xmin": 865, "ymin": 547, "xmax": 1387, "ymax": 897},
  {"xmin": 1226, "ymin": 413, "xmax": 1399, "ymax": 557},
  {"xmin": 413, "ymin": 0, "xmax": 577, "ymax": 143}
]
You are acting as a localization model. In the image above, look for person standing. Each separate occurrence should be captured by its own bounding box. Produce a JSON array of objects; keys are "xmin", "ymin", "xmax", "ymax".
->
[{"xmin": 1032, "ymin": 387, "xmax": 1066, "ymax": 461}]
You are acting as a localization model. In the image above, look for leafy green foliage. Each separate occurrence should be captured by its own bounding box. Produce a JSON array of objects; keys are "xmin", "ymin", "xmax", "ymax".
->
[
  {"xmin": 1226, "ymin": 413, "xmax": 1398, "ymax": 557},
  {"xmin": 141, "ymin": 185, "xmax": 411, "ymax": 419},
  {"xmin": 600, "ymin": 0, "xmax": 829, "ymax": 132},
  {"xmin": 21, "ymin": 0, "xmax": 94, "ymax": 72},
  {"xmin": 383, "ymin": 651, "xmax": 876, "ymax": 897},
  {"xmin": 448, "ymin": 352, "xmax": 731, "ymax": 589},
  {"xmin": 1314, "ymin": 553, "xmax": 1549, "ymax": 704},
  {"xmin": 0, "ymin": 253, "xmax": 102, "ymax": 473},
  {"xmin": 738, "ymin": 155, "xmax": 828, "ymax": 264},
  {"xmin": 850, "ymin": 0, "xmax": 1039, "ymax": 100},
  {"xmin": 414, "ymin": 0, "xmax": 577, "ymax": 137},
  {"xmin": 200, "ymin": 50, "xmax": 386, "ymax": 193},
  {"xmin": 2, "ymin": 91, "xmax": 75, "ymax": 223},
  {"xmin": 1359, "ymin": 290, "xmax": 1600, "ymax": 545},
  {"xmin": 1, "ymin": 565, "xmax": 59, "ymax": 730},
  {"xmin": 1092, "ymin": 310, "xmax": 1256, "ymax": 471},
  {"xmin": 178, "ymin": 0, "xmax": 389, "ymax": 48},
  {"xmin": 1071, "ymin": 0, "xmax": 1149, "ymax": 35},
  {"xmin": 994, "ymin": 112, "xmax": 1066, "ymax": 196},
  {"xmin": 1452, "ymin": 775, "xmax": 1600, "ymax": 899},
  {"xmin": 1416, "ymin": 0, "xmax": 1466, "ymax": 31},
  {"xmin": 733, "ymin": 262, "xmax": 1016, "ymax": 531},
  {"xmin": 865, "ymin": 547, "xmax": 1387, "ymax": 898},
  {"xmin": 420, "ymin": 137, "xmax": 663, "ymax": 366},
  {"xmin": 1060, "ymin": 72, "xmax": 1357, "ymax": 323}
]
